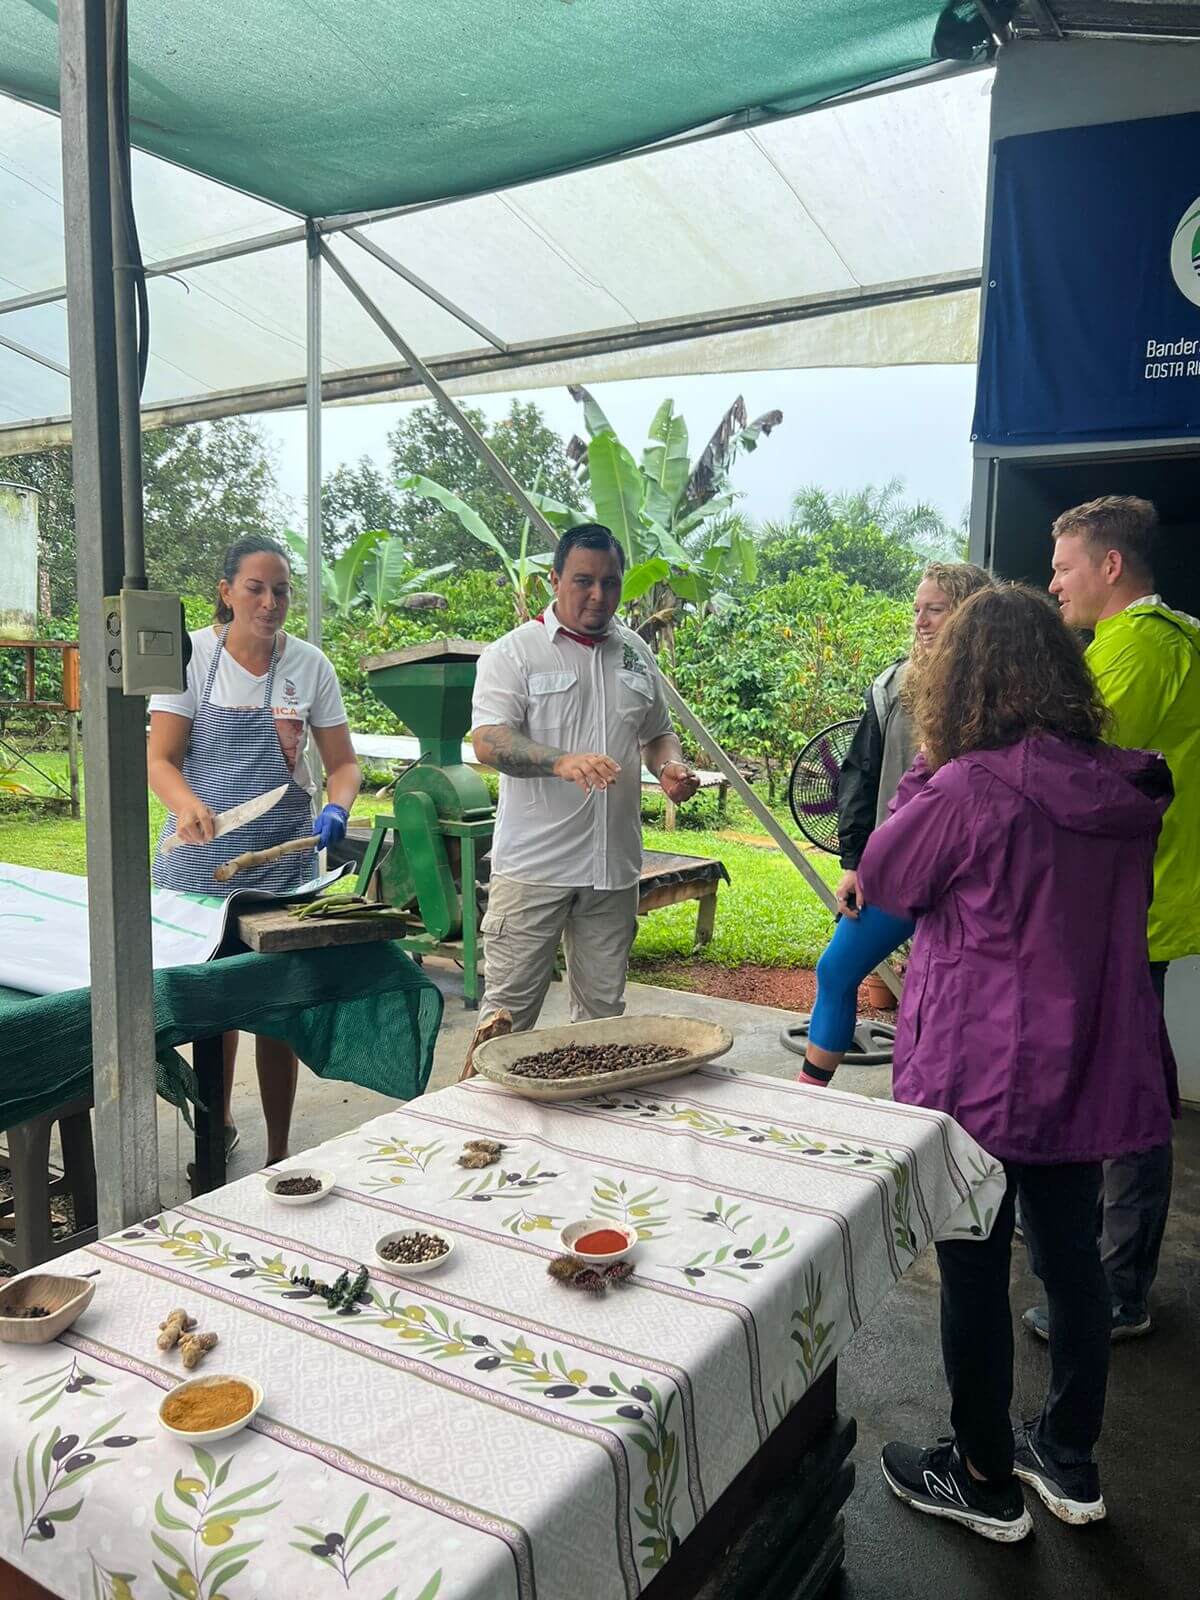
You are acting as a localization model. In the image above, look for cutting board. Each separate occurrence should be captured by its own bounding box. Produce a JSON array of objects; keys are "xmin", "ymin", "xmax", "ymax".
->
[{"xmin": 235, "ymin": 905, "xmax": 408, "ymax": 953}]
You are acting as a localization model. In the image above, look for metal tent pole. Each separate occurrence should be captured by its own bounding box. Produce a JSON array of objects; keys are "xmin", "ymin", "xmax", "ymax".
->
[
  {"xmin": 59, "ymin": 0, "xmax": 160, "ymax": 1229},
  {"xmin": 318, "ymin": 243, "xmax": 560, "ymax": 546},
  {"xmin": 306, "ymin": 222, "xmax": 323, "ymax": 647},
  {"xmin": 660, "ymin": 686, "xmax": 902, "ymax": 999}
]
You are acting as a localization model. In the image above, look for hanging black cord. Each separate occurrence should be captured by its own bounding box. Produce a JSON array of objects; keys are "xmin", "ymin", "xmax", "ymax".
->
[{"xmin": 107, "ymin": 0, "xmax": 149, "ymax": 395}]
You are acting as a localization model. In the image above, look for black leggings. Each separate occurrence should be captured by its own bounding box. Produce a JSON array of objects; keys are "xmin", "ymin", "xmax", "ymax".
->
[{"xmin": 936, "ymin": 1162, "xmax": 1109, "ymax": 1480}]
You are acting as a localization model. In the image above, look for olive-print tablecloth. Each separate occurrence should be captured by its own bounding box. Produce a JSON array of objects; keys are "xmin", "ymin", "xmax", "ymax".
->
[{"xmin": 0, "ymin": 1067, "xmax": 1005, "ymax": 1600}]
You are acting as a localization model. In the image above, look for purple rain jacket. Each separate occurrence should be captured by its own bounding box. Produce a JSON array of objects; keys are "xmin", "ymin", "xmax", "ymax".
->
[{"xmin": 857, "ymin": 734, "xmax": 1177, "ymax": 1164}]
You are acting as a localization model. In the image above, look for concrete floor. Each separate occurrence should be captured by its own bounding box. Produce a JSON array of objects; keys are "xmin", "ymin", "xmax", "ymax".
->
[{"xmin": 158, "ymin": 963, "xmax": 1199, "ymax": 1600}]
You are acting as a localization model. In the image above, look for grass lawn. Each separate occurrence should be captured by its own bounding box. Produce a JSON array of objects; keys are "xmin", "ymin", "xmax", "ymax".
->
[{"xmin": 0, "ymin": 757, "xmax": 838, "ymax": 969}]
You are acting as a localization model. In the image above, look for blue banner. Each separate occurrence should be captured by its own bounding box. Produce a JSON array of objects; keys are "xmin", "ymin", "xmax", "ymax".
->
[{"xmin": 973, "ymin": 112, "xmax": 1200, "ymax": 445}]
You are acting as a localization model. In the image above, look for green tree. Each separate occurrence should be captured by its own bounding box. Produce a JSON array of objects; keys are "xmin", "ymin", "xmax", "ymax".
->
[
  {"xmin": 756, "ymin": 478, "xmax": 965, "ymax": 598},
  {"xmin": 320, "ymin": 458, "xmax": 403, "ymax": 560},
  {"xmin": 385, "ymin": 399, "xmax": 584, "ymax": 570},
  {"xmin": 672, "ymin": 565, "xmax": 912, "ymax": 796},
  {"xmin": 4, "ymin": 418, "xmax": 286, "ymax": 614}
]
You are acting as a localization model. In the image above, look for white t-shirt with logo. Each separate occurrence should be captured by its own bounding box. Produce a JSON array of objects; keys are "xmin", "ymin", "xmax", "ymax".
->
[{"xmin": 149, "ymin": 627, "xmax": 348, "ymax": 798}]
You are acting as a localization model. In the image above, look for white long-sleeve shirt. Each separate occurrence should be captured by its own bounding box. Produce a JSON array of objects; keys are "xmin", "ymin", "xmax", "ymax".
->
[{"xmin": 471, "ymin": 606, "xmax": 673, "ymax": 889}]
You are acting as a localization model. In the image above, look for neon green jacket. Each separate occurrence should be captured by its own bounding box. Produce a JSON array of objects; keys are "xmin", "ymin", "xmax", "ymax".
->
[{"xmin": 1087, "ymin": 598, "xmax": 1200, "ymax": 961}]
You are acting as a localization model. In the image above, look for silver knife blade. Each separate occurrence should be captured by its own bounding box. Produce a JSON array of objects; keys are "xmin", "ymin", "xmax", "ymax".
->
[{"xmin": 161, "ymin": 782, "xmax": 290, "ymax": 853}]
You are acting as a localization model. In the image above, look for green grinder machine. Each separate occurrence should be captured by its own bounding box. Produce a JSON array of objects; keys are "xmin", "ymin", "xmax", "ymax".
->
[{"xmin": 355, "ymin": 641, "xmax": 493, "ymax": 1006}]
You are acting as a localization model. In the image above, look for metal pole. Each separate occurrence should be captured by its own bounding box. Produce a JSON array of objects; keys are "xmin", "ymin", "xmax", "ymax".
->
[
  {"xmin": 59, "ymin": 0, "xmax": 160, "ymax": 1229},
  {"xmin": 661, "ymin": 684, "xmax": 903, "ymax": 999},
  {"xmin": 319, "ymin": 243, "xmax": 561, "ymax": 547},
  {"xmin": 107, "ymin": 0, "xmax": 146, "ymax": 589},
  {"xmin": 306, "ymin": 223, "xmax": 323, "ymax": 648}
]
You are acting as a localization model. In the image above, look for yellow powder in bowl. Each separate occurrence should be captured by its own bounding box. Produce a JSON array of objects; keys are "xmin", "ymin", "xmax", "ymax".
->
[{"xmin": 161, "ymin": 1378, "xmax": 255, "ymax": 1433}]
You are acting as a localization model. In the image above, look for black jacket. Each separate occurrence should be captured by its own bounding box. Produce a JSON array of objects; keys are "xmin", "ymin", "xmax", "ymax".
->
[{"xmin": 837, "ymin": 659, "xmax": 913, "ymax": 869}]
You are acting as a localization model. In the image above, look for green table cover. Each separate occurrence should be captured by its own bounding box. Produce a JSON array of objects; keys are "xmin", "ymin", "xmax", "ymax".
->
[{"xmin": 0, "ymin": 944, "xmax": 444, "ymax": 1133}]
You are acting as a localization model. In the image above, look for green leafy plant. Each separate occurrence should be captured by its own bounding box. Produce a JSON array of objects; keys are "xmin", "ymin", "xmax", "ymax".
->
[
  {"xmin": 283, "ymin": 528, "xmax": 453, "ymax": 621},
  {"xmin": 395, "ymin": 387, "xmax": 778, "ymax": 640},
  {"xmin": 395, "ymin": 475, "xmax": 554, "ymax": 622}
]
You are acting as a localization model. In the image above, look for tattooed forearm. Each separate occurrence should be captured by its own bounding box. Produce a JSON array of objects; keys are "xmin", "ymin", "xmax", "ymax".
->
[{"xmin": 473, "ymin": 724, "xmax": 564, "ymax": 778}]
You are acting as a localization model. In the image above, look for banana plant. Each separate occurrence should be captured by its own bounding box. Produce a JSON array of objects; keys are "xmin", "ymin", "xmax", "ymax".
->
[
  {"xmin": 393, "ymin": 389, "xmax": 780, "ymax": 642},
  {"xmin": 396, "ymin": 474, "xmax": 559, "ymax": 622},
  {"xmin": 284, "ymin": 527, "xmax": 451, "ymax": 620},
  {"xmin": 553, "ymin": 388, "xmax": 778, "ymax": 641}
]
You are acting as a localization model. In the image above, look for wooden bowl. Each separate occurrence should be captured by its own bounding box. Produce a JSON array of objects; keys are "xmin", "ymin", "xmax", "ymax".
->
[
  {"xmin": 472, "ymin": 1015, "xmax": 733, "ymax": 1102},
  {"xmin": 0, "ymin": 1274, "xmax": 96, "ymax": 1344}
]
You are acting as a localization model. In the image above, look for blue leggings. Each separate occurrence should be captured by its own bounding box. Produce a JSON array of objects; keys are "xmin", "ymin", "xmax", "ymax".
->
[{"xmin": 808, "ymin": 904, "xmax": 915, "ymax": 1053}]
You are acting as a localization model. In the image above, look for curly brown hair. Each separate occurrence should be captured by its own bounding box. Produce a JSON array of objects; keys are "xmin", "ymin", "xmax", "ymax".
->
[
  {"xmin": 913, "ymin": 583, "xmax": 1108, "ymax": 772},
  {"xmin": 920, "ymin": 560, "xmax": 993, "ymax": 611}
]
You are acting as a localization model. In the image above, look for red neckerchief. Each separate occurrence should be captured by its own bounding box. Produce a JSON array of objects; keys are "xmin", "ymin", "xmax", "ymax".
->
[{"xmin": 536, "ymin": 612, "xmax": 606, "ymax": 649}]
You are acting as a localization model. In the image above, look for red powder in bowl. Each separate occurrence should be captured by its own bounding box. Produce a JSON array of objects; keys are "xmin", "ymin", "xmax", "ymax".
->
[{"xmin": 574, "ymin": 1228, "xmax": 629, "ymax": 1255}]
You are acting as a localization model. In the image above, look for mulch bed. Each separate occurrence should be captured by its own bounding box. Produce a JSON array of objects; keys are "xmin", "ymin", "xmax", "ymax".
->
[
  {"xmin": 632, "ymin": 962, "xmax": 897, "ymax": 1019},
  {"xmin": 0, "ymin": 1165, "xmax": 76, "ymax": 1277}
]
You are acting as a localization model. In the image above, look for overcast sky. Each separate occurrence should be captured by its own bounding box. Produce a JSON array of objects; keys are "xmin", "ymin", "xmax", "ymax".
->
[{"xmin": 253, "ymin": 363, "xmax": 978, "ymax": 531}]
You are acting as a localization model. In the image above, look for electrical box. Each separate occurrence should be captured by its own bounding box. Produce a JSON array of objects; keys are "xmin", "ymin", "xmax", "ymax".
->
[{"xmin": 102, "ymin": 589, "xmax": 188, "ymax": 695}]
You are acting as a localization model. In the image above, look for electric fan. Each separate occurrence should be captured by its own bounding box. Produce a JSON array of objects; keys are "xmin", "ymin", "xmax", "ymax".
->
[{"xmin": 787, "ymin": 718, "xmax": 859, "ymax": 853}]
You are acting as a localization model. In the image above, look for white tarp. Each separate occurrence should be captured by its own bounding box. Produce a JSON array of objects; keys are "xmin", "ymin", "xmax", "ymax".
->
[
  {"xmin": 0, "ymin": 66, "xmax": 990, "ymax": 446},
  {"xmin": 0, "ymin": 863, "xmax": 343, "ymax": 995}
]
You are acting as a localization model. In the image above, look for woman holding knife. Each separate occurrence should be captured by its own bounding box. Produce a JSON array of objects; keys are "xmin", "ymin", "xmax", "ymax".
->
[{"xmin": 147, "ymin": 534, "xmax": 361, "ymax": 1165}]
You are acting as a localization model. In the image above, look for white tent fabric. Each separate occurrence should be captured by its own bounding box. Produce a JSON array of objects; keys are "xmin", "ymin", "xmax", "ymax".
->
[{"xmin": 0, "ymin": 65, "xmax": 990, "ymax": 451}]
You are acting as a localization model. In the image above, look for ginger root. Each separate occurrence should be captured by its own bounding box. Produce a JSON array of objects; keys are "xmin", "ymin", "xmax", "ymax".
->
[
  {"xmin": 179, "ymin": 1331, "xmax": 219, "ymax": 1370},
  {"xmin": 157, "ymin": 1309, "xmax": 197, "ymax": 1350}
]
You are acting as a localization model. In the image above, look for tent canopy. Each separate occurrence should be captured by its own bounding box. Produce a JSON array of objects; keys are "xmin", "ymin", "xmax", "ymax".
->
[
  {"xmin": 2, "ymin": 1, "xmax": 972, "ymax": 216},
  {"xmin": 0, "ymin": 60, "xmax": 989, "ymax": 449}
]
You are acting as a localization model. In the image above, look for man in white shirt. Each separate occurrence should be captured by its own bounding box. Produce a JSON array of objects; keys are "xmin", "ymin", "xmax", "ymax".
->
[{"xmin": 468, "ymin": 524, "xmax": 699, "ymax": 1051}]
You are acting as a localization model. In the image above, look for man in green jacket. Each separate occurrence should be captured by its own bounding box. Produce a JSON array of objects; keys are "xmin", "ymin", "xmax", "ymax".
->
[{"xmin": 1027, "ymin": 495, "xmax": 1197, "ymax": 1340}]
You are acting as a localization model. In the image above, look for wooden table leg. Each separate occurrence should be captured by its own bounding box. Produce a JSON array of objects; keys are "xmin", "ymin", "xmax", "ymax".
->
[
  {"xmin": 0, "ymin": 1558, "xmax": 58, "ymax": 1600},
  {"xmin": 694, "ymin": 889, "xmax": 717, "ymax": 948},
  {"xmin": 190, "ymin": 1035, "xmax": 226, "ymax": 1196}
]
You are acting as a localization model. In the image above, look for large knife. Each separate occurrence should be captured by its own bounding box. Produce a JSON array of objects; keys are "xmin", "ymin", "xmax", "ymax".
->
[{"xmin": 161, "ymin": 783, "xmax": 289, "ymax": 853}]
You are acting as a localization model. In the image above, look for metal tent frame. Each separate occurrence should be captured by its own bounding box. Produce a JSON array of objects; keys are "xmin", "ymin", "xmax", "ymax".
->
[{"xmin": 61, "ymin": 1, "xmax": 930, "ymax": 1229}]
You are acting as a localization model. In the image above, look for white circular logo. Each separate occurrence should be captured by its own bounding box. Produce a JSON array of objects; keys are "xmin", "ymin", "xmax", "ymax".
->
[{"xmin": 1170, "ymin": 197, "xmax": 1200, "ymax": 307}]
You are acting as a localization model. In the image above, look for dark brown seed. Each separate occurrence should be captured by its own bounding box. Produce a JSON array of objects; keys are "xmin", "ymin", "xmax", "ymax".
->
[
  {"xmin": 274, "ymin": 1176, "xmax": 322, "ymax": 1196},
  {"xmin": 508, "ymin": 1043, "xmax": 686, "ymax": 1081}
]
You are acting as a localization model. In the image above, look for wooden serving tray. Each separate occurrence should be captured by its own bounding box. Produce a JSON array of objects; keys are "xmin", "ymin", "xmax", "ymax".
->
[
  {"xmin": 472, "ymin": 1015, "xmax": 733, "ymax": 1102},
  {"xmin": 0, "ymin": 1273, "xmax": 95, "ymax": 1343}
]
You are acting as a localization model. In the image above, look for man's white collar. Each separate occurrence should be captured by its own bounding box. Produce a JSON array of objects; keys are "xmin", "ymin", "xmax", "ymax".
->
[{"xmin": 542, "ymin": 603, "xmax": 614, "ymax": 641}]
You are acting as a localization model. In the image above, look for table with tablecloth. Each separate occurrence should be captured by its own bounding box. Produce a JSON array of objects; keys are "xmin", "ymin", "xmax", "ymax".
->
[{"xmin": 0, "ymin": 1066, "xmax": 1005, "ymax": 1600}]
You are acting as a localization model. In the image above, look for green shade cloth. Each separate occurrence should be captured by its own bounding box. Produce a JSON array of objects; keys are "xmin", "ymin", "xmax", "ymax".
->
[
  {"xmin": 0, "ymin": 2, "xmax": 976, "ymax": 215},
  {"xmin": 0, "ymin": 944, "xmax": 444, "ymax": 1134}
]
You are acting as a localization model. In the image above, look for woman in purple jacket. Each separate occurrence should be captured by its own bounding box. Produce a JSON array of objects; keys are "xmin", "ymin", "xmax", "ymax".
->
[{"xmin": 859, "ymin": 585, "xmax": 1175, "ymax": 1543}]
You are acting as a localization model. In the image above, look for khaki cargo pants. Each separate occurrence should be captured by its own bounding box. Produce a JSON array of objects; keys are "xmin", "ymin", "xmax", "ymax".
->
[{"xmin": 479, "ymin": 874, "xmax": 640, "ymax": 1032}]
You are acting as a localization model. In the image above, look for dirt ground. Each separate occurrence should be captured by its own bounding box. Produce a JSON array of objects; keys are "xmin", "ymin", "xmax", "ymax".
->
[{"xmin": 632, "ymin": 961, "xmax": 898, "ymax": 1018}]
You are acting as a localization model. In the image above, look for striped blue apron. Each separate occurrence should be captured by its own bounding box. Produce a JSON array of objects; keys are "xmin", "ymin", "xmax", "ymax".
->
[{"xmin": 152, "ymin": 626, "xmax": 318, "ymax": 899}]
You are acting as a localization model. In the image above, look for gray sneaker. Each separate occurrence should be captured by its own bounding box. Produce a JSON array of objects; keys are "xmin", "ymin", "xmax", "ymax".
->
[{"xmin": 1020, "ymin": 1303, "xmax": 1151, "ymax": 1342}]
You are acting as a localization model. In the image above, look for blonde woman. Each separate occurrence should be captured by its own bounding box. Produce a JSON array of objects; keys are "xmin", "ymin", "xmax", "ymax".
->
[{"xmin": 798, "ymin": 563, "xmax": 991, "ymax": 1088}]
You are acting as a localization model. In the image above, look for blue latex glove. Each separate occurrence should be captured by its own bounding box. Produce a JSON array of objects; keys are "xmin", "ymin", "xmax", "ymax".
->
[{"xmin": 314, "ymin": 803, "xmax": 349, "ymax": 850}]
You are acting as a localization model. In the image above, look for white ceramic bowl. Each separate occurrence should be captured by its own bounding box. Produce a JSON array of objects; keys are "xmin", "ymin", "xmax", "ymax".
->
[
  {"xmin": 374, "ymin": 1228, "xmax": 455, "ymax": 1274},
  {"xmin": 559, "ymin": 1219, "xmax": 637, "ymax": 1263},
  {"xmin": 158, "ymin": 1374, "xmax": 264, "ymax": 1444},
  {"xmin": 263, "ymin": 1168, "xmax": 335, "ymax": 1207}
]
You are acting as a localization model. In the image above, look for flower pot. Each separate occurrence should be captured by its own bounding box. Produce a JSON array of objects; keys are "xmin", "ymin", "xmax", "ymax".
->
[{"xmin": 864, "ymin": 975, "xmax": 898, "ymax": 1011}]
